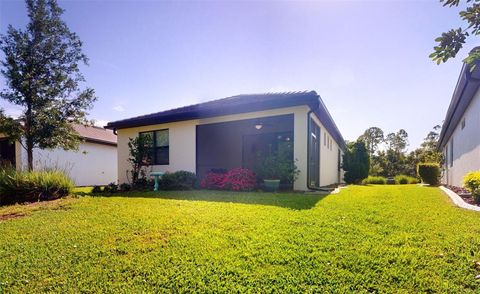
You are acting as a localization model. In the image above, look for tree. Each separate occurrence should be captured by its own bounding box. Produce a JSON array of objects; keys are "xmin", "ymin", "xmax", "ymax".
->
[
  {"xmin": 430, "ymin": 0, "xmax": 480, "ymax": 67},
  {"xmin": 127, "ymin": 135, "xmax": 152, "ymax": 185},
  {"xmin": 0, "ymin": 0, "xmax": 96, "ymax": 170},
  {"xmin": 385, "ymin": 129, "xmax": 409, "ymax": 154},
  {"xmin": 358, "ymin": 127, "xmax": 384, "ymax": 156},
  {"xmin": 343, "ymin": 140, "xmax": 370, "ymax": 184}
]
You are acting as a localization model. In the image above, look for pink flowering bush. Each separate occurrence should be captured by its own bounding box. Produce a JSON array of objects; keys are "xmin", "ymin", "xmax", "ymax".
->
[{"xmin": 201, "ymin": 168, "xmax": 256, "ymax": 191}]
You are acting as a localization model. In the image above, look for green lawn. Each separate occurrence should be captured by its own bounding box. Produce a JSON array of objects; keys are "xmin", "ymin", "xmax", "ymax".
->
[{"xmin": 1, "ymin": 185, "xmax": 480, "ymax": 292}]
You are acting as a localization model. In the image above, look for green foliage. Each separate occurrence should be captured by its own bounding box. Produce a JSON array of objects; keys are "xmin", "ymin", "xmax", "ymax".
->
[
  {"xmin": 0, "ymin": 167, "xmax": 73, "ymax": 205},
  {"xmin": 159, "ymin": 171, "xmax": 197, "ymax": 190},
  {"xmin": 127, "ymin": 135, "xmax": 152, "ymax": 185},
  {"xmin": 358, "ymin": 127, "xmax": 384, "ymax": 156},
  {"xmin": 394, "ymin": 175, "xmax": 419, "ymax": 185},
  {"xmin": 431, "ymin": 1, "xmax": 480, "ymax": 66},
  {"xmin": 463, "ymin": 171, "xmax": 480, "ymax": 203},
  {"xmin": 92, "ymin": 185, "xmax": 103, "ymax": 193},
  {"xmin": 103, "ymin": 182, "xmax": 118, "ymax": 193},
  {"xmin": 255, "ymin": 146, "xmax": 299, "ymax": 184},
  {"xmin": 0, "ymin": 0, "xmax": 96, "ymax": 170},
  {"xmin": 362, "ymin": 176, "xmax": 387, "ymax": 185},
  {"xmin": 1, "ymin": 186, "xmax": 480, "ymax": 292},
  {"xmin": 343, "ymin": 141, "xmax": 370, "ymax": 184},
  {"xmin": 120, "ymin": 183, "xmax": 131, "ymax": 192},
  {"xmin": 417, "ymin": 163, "xmax": 440, "ymax": 186}
]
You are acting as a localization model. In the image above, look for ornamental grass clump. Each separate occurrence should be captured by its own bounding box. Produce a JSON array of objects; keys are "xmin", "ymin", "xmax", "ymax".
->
[
  {"xmin": 362, "ymin": 176, "xmax": 387, "ymax": 185},
  {"xmin": 394, "ymin": 175, "xmax": 419, "ymax": 185},
  {"xmin": 463, "ymin": 171, "xmax": 480, "ymax": 203},
  {"xmin": 0, "ymin": 167, "xmax": 74, "ymax": 206}
]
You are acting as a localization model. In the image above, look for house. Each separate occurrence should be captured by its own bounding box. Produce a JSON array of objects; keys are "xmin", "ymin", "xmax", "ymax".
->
[
  {"xmin": 106, "ymin": 91, "xmax": 346, "ymax": 191},
  {"xmin": 438, "ymin": 62, "xmax": 480, "ymax": 187},
  {"xmin": 0, "ymin": 124, "xmax": 117, "ymax": 186}
]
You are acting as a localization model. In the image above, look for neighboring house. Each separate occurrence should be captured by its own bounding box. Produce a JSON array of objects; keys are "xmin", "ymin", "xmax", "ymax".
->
[
  {"xmin": 106, "ymin": 91, "xmax": 346, "ymax": 190},
  {"xmin": 0, "ymin": 125, "xmax": 117, "ymax": 186},
  {"xmin": 439, "ymin": 63, "xmax": 480, "ymax": 187}
]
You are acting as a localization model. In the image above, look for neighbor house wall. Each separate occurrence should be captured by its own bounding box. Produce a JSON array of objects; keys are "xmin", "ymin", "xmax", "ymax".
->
[
  {"xmin": 14, "ymin": 141, "xmax": 117, "ymax": 186},
  {"xmin": 116, "ymin": 106, "xmax": 311, "ymax": 190},
  {"xmin": 442, "ymin": 88, "xmax": 480, "ymax": 187},
  {"xmin": 310, "ymin": 113, "xmax": 344, "ymax": 187}
]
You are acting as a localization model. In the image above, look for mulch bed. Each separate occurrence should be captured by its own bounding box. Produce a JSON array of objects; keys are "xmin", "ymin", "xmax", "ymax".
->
[
  {"xmin": 0, "ymin": 212, "xmax": 26, "ymax": 221},
  {"xmin": 444, "ymin": 185, "xmax": 478, "ymax": 206}
]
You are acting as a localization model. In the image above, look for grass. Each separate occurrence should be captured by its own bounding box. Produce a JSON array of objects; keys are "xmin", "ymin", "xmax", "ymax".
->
[{"xmin": 1, "ymin": 185, "xmax": 480, "ymax": 292}]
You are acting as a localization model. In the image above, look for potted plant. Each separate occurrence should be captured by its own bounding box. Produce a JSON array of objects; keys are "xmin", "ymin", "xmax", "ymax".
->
[{"xmin": 255, "ymin": 147, "xmax": 299, "ymax": 192}]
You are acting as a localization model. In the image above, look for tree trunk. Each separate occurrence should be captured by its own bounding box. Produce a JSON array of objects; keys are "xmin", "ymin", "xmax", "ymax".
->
[{"xmin": 27, "ymin": 141, "xmax": 33, "ymax": 171}]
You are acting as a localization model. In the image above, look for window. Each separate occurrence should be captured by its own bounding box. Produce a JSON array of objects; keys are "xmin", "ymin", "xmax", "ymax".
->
[
  {"xmin": 461, "ymin": 118, "xmax": 466, "ymax": 130},
  {"xmin": 449, "ymin": 138, "xmax": 454, "ymax": 167},
  {"xmin": 140, "ymin": 129, "xmax": 169, "ymax": 165}
]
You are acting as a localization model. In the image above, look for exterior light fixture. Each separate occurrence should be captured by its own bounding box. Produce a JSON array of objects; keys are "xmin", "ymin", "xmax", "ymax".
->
[{"xmin": 255, "ymin": 123, "xmax": 263, "ymax": 130}]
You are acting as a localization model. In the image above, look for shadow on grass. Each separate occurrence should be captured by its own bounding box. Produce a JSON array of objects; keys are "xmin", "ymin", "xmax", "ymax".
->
[{"xmin": 87, "ymin": 190, "xmax": 330, "ymax": 211}]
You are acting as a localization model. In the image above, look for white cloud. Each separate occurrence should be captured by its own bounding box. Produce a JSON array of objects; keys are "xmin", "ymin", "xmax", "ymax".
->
[
  {"xmin": 113, "ymin": 105, "xmax": 125, "ymax": 112},
  {"xmin": 93, "ymin": 120, "xmax": 109, "ymax": 127}
]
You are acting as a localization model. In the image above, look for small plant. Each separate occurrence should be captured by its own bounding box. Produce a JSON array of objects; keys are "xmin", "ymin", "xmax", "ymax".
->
[
  {"xmin": 120, "ymin": 183, "xmax": 131, "ymax": 192},
  {"xmin": 394, "ymin": 175, "xmax": 418, "ymax": 185},
  {"xmin": 417, "ymin": 163, "xmax": 440, "ymax": 186},
  {"xmin": 255, "ymin": 148, "xmax": 299, "ymax": 184},
  {"xmin": 362, "ymin": 176, "xmax": 387, "ymax": 185},
  {"xmin": 463, "ymin": 171, "xmax": 480, "ymax": 203},
  {"xmin": 92, "ymin": 185, "xmax": 103, "ymax": 193},
  {"xmin": 160, "ymin": 171, "xmax": 197, "ymax": 190}
]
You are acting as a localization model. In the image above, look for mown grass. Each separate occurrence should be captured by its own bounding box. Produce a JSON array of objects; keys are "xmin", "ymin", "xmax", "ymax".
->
[{"xmin": 1, "ymin": 185, "xmax": 480, "ymax": 292}]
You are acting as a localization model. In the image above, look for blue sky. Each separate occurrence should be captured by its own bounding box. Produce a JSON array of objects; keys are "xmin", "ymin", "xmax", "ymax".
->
[{"xmin": 0, "ymin": 0, "xmax": 475, "ymax": 149}]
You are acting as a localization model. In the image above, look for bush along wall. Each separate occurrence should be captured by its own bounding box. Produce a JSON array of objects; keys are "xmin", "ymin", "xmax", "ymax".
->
[
  {"xmin": 201, "ymin": 168, "xmax": 256, "ymax": 191},
  {"xmin": 0, "ymin": 168, "xmax": 74, "ymax": 206},
  {"xmin": 463, "ymin": 171, "xmax": 480, "ymax": 203},
  {"xmin": 417, "ymin": 163, "xmax": 440, "ymax": 186}
]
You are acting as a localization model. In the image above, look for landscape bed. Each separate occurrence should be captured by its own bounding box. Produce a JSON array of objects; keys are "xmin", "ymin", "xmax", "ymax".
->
[{"xmin": 1, "ymin": 185, "xmax": 480, "ymax": 292}]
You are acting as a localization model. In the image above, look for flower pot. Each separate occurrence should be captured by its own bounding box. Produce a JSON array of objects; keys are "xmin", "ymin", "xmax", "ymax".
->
[{"xmin": 264, "ymin": 179, "xmax": 281, "ymax": 192}]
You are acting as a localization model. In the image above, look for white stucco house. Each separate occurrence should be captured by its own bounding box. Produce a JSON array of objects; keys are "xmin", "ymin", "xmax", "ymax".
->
[
  {"xmin": 439, "ymin": 62, "xmax": 480, "ymax": 187},
  {"xmin": 0, "ymin": 124, "xmax": 117, "ymax": 186},
  {"xmin": 106, "ymin": 91, "xmax": 346, "ymax": 191}
]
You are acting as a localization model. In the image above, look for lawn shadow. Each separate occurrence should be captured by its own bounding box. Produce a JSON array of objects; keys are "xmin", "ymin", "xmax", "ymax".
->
[{"xmin": 99, "ymin": 190, "xmax": 330, "ymax": 210}]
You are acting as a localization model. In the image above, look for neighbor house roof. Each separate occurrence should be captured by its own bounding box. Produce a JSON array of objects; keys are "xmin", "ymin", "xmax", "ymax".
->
[
  {"xmin": 106, "ymin": 91, "xmax": 346, "ymax": 149},
  {"xmin": 74, "ymin": 124, "xmax": 117, "ymax": 146},
  {"xmin": 438, "ymin": 62, "xmax": 480, "ymax": 150}
]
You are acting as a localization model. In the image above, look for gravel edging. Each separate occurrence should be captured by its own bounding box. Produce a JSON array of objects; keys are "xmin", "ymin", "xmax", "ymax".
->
[{"xmin": 439, "ymin": 186, "xmax": 480, "ymax": 212}]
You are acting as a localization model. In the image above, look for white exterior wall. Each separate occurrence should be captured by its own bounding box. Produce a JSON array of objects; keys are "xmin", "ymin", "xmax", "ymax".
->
[
  {"xmin": 310, "ymin": 113, "xmax": 344, "ymax": 186},
  {"xmin": 116, "ymin": 106, "xmax": 311, "ymax": 190},
  {"xmin": 442, "ymin": 88, "xmax": 480, "ymax": 187},
  {"xmin": 17, "ymin": 142, "xmax": 118, "ymax": 186}
]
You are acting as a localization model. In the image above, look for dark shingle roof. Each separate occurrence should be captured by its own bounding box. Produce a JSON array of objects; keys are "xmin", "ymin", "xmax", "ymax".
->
[{"xmin": 106, "ymin": 91, "xmax": 345, "ymax": 149}]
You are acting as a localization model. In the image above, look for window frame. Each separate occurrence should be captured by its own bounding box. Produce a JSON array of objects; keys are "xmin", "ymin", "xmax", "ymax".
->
[{"xmin": 139, "ymin": 129, "xmax": 170, "ymax": 165}]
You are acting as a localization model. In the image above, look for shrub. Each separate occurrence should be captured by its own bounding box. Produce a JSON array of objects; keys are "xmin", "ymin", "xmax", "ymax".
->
[
  {"xmin": 120, "ymin": 183, "xmax": 131, "ymax": 192},
  {"xmin": 201, "ymin": 168, "xmax": 256, "ymax": 191},
  {"xmin": 201, "ymin": 171, "xmax": 226, "ymax": 190},
  {"xmin": 417, "ymin": 163, "xmax": 440, "ymax": 185},
  {"xmin": 221, "ymin": 168, "xmax": 256, "ymax": 191},
  {"xmin": 463, "ymin": 171, "xmax": 480, "ymax": 203},
  {"xmin": 394, "ymin": 175, "xmax": 419, "ymax": 185},
  {"xmin": 104, "ymin": 182, "xmax": 118, "ymax": 193},
  {"xmin": 92, "ymin": 185, "xmax": 103, "ymax": 193},
  {"xmin": 160, "ymin": 171, "xmax": 197, "ymax": 190},
  {"xmin": 0, "ymin": 168, "xmax": 74, "ymax": 205},
  {"xmin": 362, "ymin": 176, "xmax": 387, "ymax": 185},
  {"xmin": 343, "ymin": 141, "xmax": 369, "ymax": 184}
]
